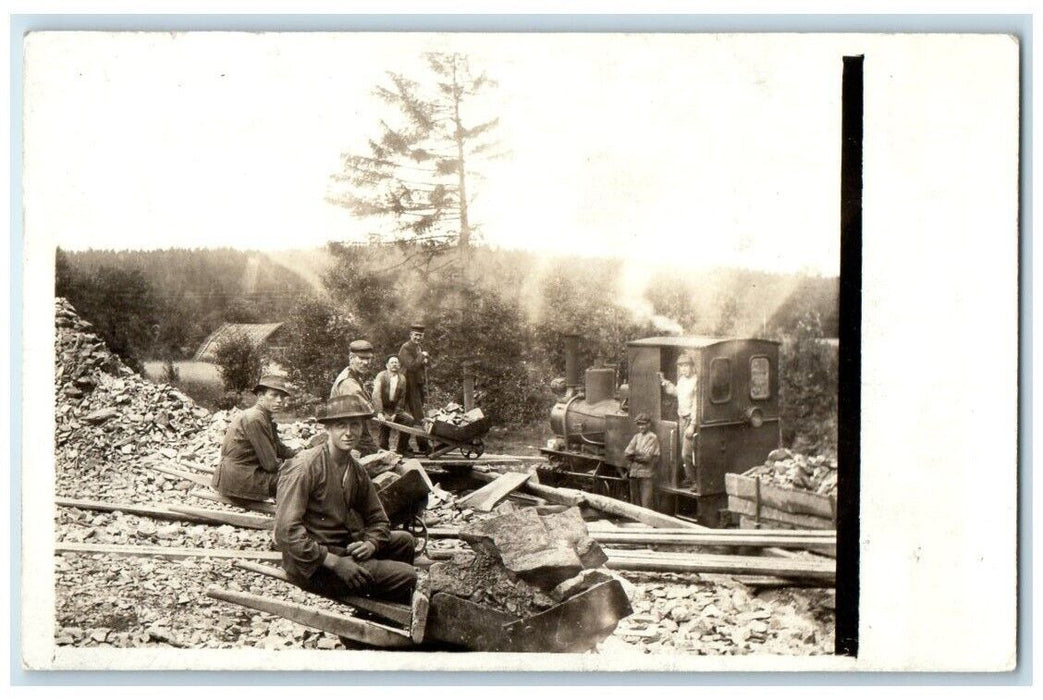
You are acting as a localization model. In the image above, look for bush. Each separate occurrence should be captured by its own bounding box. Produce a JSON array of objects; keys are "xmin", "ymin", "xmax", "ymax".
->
[
  {"xmin": 779, "ymin": 310, "xmax": 838, "ymax": 456},
  {"xmin": 212, "ymin": 331, "xmax": 267, "ymax": 401}
]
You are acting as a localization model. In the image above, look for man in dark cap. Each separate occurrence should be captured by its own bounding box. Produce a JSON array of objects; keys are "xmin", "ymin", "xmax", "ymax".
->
[
  {"xmin": 212, "ymin": 375, "xmax": 299, "ymax": 501},
  {"xmin": 330, "ymin": 339, "xmax": 379, "ymax": 455},
  {"xmin": 623, "ymin": 413, "xmax": 660, "ymax": 509},
  {"xmin": 273, "ymin": 394, "xmax": 417, "ymax": 603},
  {"xmin": 398, "ymin": 323, "xmax": 431, "ymax": 454}
]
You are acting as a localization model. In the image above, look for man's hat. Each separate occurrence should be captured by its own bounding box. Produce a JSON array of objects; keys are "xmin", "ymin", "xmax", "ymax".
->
[
  {"xmin": 315, "ymin": 393, "xmax": 375, "ymax": 423},
  {"xmin": 348, "ymin": 339, "xmax": 374, "ymax": 356},
  {"xmin": 676, "ymin": 355, "xmax": 694, "ymax": 366},
  {"xmin": 254, "ymin": 375, "xmax": 292, "ymax": 395},
  {"xmin": 635, "ymin": 412, "xmax": 652, "ymax": 425},
  {"xmin": 410, "ymin": 323, "xmax": 425, "ymax": 333}
]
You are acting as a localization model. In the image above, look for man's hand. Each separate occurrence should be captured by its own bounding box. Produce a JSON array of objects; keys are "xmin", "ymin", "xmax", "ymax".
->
[
  {"xmin": 684, "ymin": 425, "xmax": 695, "ymax": 439},
  {"xmin": 377, "ymin": 412, "xmax": 386, "ymax": 421},
  {"xmin": 329, "ymin": 555, "xmax": 373, "ymax": 589},
  {"xmin": 344, "ymin": 541, "xmax": 377, "ymax": 561}
]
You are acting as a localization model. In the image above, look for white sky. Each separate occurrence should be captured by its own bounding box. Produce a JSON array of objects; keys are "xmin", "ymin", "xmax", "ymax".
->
[{"xmin": 26, "ymin": 33, "xmax": 857, "ymax": 274}]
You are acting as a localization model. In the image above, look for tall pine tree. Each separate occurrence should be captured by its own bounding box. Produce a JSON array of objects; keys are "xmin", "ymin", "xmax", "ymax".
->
[{"xmin": 327, "ymin": 53, "xmax": 500, "ymax": 264}]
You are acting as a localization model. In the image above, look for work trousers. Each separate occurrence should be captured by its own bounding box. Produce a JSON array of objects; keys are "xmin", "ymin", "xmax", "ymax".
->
[
  {"xmin": 405, "ymin": 386, "xmax": 431, "ymax": 452},
  {"xmin": 292, "ymin": 531, "xmax": 417, "ymax": 604},
  {"xmin": 679, "ymin": 415, "xmax": 698, "ymax": 484},
  {"xmin": 629, "ymin": 477, "xmax": 655, "ymax": 510},
  {"xmin": 378, "ymin": 408, "xmax": 418, "ymax": 454}
]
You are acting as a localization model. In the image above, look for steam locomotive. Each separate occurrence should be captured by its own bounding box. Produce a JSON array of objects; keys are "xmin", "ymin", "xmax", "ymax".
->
[{"xmin": 540, "ymin": 334, "xmax": 781, "ymax": 525}]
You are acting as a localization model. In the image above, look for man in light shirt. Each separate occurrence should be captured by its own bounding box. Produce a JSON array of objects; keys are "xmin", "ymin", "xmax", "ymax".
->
[
  {"xmin": 372, "ymin": 355, "xmax": 418, "ymax": 454},
  {"xmin": 660, "ymin": 354, "xmax": 699, "ymax": 489}
]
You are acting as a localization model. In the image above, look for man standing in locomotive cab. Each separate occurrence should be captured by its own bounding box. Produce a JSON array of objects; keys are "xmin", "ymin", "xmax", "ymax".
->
[
  {"xmin": 330, "ymin": 339, "xmax": 380, "ymax": 456},
  {"xmin": 398, "ymin": 323, "xmax": 432, "ymax": 454},
  {"xmin": 211, "ymin": 375, "xmax": 299, "ymax": 501},
  {"xmin": 624, "ymin": 413, "xmax": 660, "ymax": 509},
  {"xmin": 273, "ymin": 393, "xmax": 418, "ymax": 604},
  {"xmin": 660, "ymin": 354, "xmax": 699, "ymax": 489}
]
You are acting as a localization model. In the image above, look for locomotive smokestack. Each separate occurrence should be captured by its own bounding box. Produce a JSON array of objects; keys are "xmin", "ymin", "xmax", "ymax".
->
[{"xmin": 564, "ymin": 334, "xmax": 582, "ymax": 391}]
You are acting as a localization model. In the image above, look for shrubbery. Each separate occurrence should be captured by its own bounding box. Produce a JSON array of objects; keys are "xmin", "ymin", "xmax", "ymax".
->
[{"xmin": 778, "ymin": 311, "xmax": 838, "ymax": 456}]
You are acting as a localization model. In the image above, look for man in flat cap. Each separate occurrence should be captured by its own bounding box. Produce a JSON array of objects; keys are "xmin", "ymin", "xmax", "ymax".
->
[
  {"xmin": 660, "ymin": 354, "xmax": 699, "ymax": 489},
  {"xmin": 623, "ymin": 413, "xmax": 660, "ymax": 509},
  {"xmin": 330, "ymin": 339, "xmax": 379, "ymax": 456},
  {"xmin": 212, "ymin": 375, "xmax": 299, "ymax": 501},
  {"xmin": 274, "ymin": 393, "xmax": 417, "ymax": 603},
  {"xmin": 398, "ymin": 324, "xmax": 431, "ymax": 454}
]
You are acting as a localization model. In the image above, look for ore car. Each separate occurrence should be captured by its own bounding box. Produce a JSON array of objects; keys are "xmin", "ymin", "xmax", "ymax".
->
[{"xmin": 540, "ymin": 334, "xmax": 781, "ymax": 525}]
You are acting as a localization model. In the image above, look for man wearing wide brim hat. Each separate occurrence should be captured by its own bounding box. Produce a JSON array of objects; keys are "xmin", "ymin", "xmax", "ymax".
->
[
  {"xmin": 211, "ymin": 374, "xmax": 299, "ymax": 501},
  {"xmin": 330, "ymin": 339, "xmax": 380, "ymax": 456},
  {"xmin": 397, "ymin": 323, "xmax": 431, "ymax": 454},
  {"xmin": 273, "ymin": 393, "xmax": 417, "ymax": 603}
]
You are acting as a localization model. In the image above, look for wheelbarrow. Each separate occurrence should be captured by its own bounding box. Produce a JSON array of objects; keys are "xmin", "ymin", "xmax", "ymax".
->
[{"xmin": 372, "ymin": 414, "xmax": 492, "ymax": 459}]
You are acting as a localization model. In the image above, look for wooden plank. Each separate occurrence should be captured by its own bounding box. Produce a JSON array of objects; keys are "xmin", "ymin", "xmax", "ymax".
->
[
  {"xmin": 602, "ymin": 549, "xmax": 835, "ymax": 583},
  {"xmin": 189, "ymin": 488, "xmax": 276, "ymax": 515},
  {"xmin": 55, "ymin": 497, "xmax": 213, "ymax": 524},
  {"xmin": 455, "ymin": 471, "xmax": 533, "ymax": 512},
  {"xmin": 726, "ymin": 473, "xmax": 835, "ymax": 519},
  {"xmin": 425, "ymin": 525, "xmax": 834, "ymax": 550},
  {"xmin": 206, "ymin": 586, "xmax": 414, "ymax": 649},
  {"xmin": 56, "ymin": 542, "xmax": 283, "ymax": 561},
  {"xmin": 580, "ymin": 491, "xmax": 707, "ymax": 530},
  {"xmin": 233, "ymin": 560, "xmax": 411, "ymax": 627},
  {"xmin": 728, "ymin": 496, "xmax": 835, "ymax": 530},
  {"xmin": 502, "ymin": 580, "xmax": 633, "ymax": 653},
  {"xmin": 410, "ymin": 577, "xmax": 431, "ymax": 644},
  {"xmin": 468, "ymin": 468, "xmax": 584, "ymax": 507},
  {"xmin": 149, "ymin": 463, "xmax": 213, "ymax": 488},
  {"xmin": 168, "ymin": 504, "xmax": 273, "ymax": 530}
]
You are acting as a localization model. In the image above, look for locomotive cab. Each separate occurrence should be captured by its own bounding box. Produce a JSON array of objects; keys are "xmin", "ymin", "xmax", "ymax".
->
[{"xmin": 617, "ymin": 337, "xmax": 781, "ymax": 523}]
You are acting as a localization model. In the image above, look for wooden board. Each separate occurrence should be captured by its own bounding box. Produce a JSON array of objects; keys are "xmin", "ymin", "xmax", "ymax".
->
[
  {"xmin": 455, "ymin": 471, "xmax": 533, "ymax": 512},
  {"xmin": 189, "ymin": 489, "xmax": 276, "ymax": 515},
  {"xmin": 168, "ymin": 504, "xmax": 273, "ymax": 530},
  {"xmin": 233, "ymin": 560, "xmax": 412, "ymax": 627},
  {"xmin": 56, "ymin": 542, "xmax": 283, "ymax": 561},
  {"xmin": 727, "ymin": 495, "xmax": 835, "ymax": 530},
  {"xmin": 603, "ymin": 549, "xmax": 835, "ymax": 583},
  {"xmin": 726, "ymin": 472, "xmax": 836, "ymax": 520},
  {"xmin": 55, "ymin": 497, "xmax": 213, "ymax": 524},
  {"xmin": 206, "ymin": 586, "xmax": 413, "ymax": 649},
  {"xmin": 148, "ymin": 463, "xmax": 213, "ymax": 488}
]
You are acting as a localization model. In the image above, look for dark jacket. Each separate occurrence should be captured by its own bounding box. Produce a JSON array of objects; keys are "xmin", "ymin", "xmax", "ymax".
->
[
  {"xmin": 211, "ymin": 404, "xmax": 296, "ymax": 500},
  {"xmin": 372, "ymin": 370, "xmax": 408, "ymax": 415},
  {"xmin": 273, "ymin": 442, "xmax": 391, "ymax": 580}
]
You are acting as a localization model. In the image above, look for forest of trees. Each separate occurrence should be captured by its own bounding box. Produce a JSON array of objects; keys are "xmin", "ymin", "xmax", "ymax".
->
[{"xmin": 54, "ymin": 52, "xmax": 839, "ymax": 453}]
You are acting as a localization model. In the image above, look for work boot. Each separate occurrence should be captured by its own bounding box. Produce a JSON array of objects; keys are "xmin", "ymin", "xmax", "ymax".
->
[{"xmin": 413, "ymin": 554, "xmax": 436, "ymax": 570}]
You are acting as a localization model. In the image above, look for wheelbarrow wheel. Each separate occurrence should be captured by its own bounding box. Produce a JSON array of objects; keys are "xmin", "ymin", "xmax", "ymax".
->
[
  {"xmin": 460, "ymin": 440, "xmax": 485, "ymax": 460},
  {"xmin": 407, "ymin": 512, "xmax": 429, "ymax": 556}
]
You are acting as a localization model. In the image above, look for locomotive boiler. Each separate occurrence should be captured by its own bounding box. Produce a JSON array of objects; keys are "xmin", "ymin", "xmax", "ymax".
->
[{"xmin": 540, "ymin": 334, "xmax": 782, "ymax": 526}]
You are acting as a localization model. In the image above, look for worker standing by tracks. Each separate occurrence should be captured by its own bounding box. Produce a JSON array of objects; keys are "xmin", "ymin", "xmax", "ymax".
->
[
  {"xmin": 398, "ymin": 323, "xmax": 432, "ymax": 455},
  {"xmin": 211, "ymin": 375, "xmax": 299, "ymax": 501},
  {"xmin": 273, "ymin": 394, "xmax": 418, "ymax": 604}
]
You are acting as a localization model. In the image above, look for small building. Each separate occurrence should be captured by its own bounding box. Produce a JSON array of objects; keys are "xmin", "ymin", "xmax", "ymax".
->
[{"xmin": 193, "ymin": 322, "xmax": 290, "ymax": 362}]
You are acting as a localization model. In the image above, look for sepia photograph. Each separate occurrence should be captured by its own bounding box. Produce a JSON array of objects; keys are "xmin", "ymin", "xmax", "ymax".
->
[{"xmin": 19, "ymin": 28, "xmax": 1019, "ymax": 674}]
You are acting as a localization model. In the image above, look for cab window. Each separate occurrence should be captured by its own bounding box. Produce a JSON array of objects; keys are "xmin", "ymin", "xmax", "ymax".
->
[
  {"xmin": 709, "ymin": 358, "xmax": 732, "ymax": 403},
  {"xmin": 750, "ymin": 356, "xmax": 771, "ymax": 400}
]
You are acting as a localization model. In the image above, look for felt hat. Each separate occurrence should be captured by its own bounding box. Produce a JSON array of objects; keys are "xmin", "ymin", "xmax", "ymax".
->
[
  {"xmin": 409, "ymin": 323, "xmax": 426, "ymax": 333},
  {"xmin": 634, "ymin": 412, "xmax": 652, "ymax": 425},
  {"xmin": 254, "ymin": 375, "xmax": 292, "ymax": 395},
  {"xmin": 348, "ymin": 339, "xmax": 374, "ymax": 356},
  {"xmin": 316, "ymin": 393, "xmax": 375, "ymax": 423}
]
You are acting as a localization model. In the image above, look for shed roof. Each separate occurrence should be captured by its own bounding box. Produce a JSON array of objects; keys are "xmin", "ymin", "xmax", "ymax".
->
[{"xmin": 194, "ymin": 322, "xmax": 285, "ymax": 361}]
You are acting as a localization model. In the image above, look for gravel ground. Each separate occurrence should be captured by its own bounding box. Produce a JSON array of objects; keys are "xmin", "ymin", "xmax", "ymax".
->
[{"xmin": 53, "ymin": 298, "xmax": 835, "ymax": 656}]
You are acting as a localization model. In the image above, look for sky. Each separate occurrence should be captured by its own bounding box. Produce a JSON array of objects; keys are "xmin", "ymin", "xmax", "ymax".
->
[{"xmin": 24, "ymin": 32, "xmax": 852, "ymax": 275}]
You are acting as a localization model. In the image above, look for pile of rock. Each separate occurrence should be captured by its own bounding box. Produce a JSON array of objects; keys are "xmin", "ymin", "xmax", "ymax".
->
[
  {"xmin": 744, "ymin": 448, "xmax": 838, "ymax": 497},
  {"xmin": 431, "ymin": 506, "xmax": 623, "ymax": 617},
  {"xmin": 427, "ymin": 403, "xmax": 485, "ymax": 427}
]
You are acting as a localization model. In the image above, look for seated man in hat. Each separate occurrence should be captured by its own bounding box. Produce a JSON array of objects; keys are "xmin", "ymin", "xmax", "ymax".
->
[
  {"xmin": 397, "ymin": 324, "xmax": 431, "ymax": 454},
  {"xmin": 211, "ymin": 375, "xmax": 299, "ymax": 502},
  {"xmin": 273, "ymin": 394, "xmax": 417, "ymax": 604},
  {"xmin": 623, "ymin": 413, "xmax": 660, "ymax": 509},
  {"xmin": 330, "ymin": 339, "xmax": 379, "ymax": 456}
]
